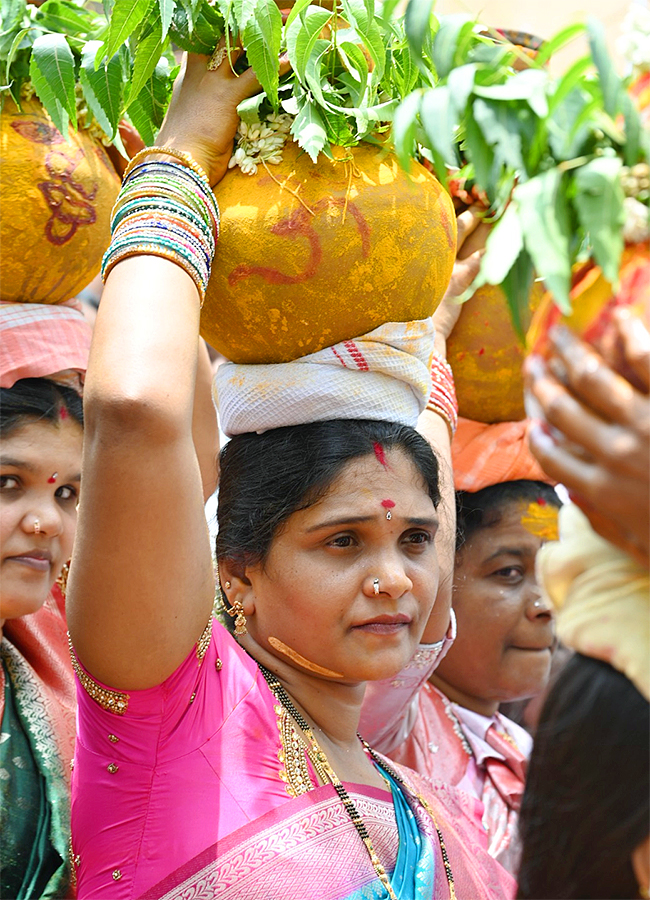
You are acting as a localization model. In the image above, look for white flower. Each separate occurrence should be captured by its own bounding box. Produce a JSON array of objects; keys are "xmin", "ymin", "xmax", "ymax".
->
[
  {"xmin": 240, "ymin": 158, "xmax": 258, "ymax": 175},
  {"xmin": 623, "ymin": 196, "xmax": 650, "ymax": 243}
]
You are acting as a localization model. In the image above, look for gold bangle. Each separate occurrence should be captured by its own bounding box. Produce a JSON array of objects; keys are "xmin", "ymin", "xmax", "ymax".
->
[{"xmin": 122, "ymin": 146, "xmax": 211, "ymax": 186}]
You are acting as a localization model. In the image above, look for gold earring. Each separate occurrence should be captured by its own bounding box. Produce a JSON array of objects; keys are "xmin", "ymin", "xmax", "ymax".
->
[
  {"xmin": 224, "ymin": 597, "xmax": 247, "ymax": 636},
  {"xmin": 56, "ymin": 560, "xmax": 70, "ymax": 599},
  {"xmin": 215, "ymin": 563, "xmax": 246, "ymax": 635}
]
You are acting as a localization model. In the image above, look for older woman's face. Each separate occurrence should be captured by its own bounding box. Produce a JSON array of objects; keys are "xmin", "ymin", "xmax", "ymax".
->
[
  {"xmin": 244, "ymin": 449, "xmax": 440, "ymax": 683},
  {"xmin": 0, "ymin": 418, "xmax": 82, "ymax": 621},
  {"xmin": 434, "ymin": 501, "xmax": 556, "ymax": 712}
]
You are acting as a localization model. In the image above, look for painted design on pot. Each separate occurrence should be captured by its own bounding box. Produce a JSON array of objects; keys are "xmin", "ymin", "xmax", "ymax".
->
[
  {"xmin": 228, "ymin": 198, "xmax": 371, "ymax": 287},
  {"xmin": 13, "ymin": 122, "xmax": 99, "ymax": 246},
  {"xmin": 38, "ymin": 148, "xmax": 98, "ymax": 245}
]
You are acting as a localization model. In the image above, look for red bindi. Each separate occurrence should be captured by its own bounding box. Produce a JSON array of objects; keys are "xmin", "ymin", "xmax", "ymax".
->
[
  {"xmin": 536, "ymin": 496, "xmax": 547, "ymax": 506},
  {"xmin": 47, "ymin": 473, "xmax": 58, "ymax": 484},
  {"xmin": 373, "ymin": 442, "xmax": 387, "ymax": 468},
  {"xmin": 381, "ymin": 499, "xmax": 395, "ymax": 509}
]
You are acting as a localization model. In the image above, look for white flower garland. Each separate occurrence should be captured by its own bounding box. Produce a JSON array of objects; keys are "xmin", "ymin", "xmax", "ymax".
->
[{"xmin": 228, "ymin": 112, "xmax": 294, "ymax": 175}]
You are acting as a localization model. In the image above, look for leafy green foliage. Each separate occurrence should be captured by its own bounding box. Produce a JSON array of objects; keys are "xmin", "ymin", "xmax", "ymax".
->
[
  {"xmin": 79, "ymin": 40, "xmax": 122, "ymax": 139},
  {"xmin": 2, "ymin": 0, "xmax": 442, "ymax": 164},
  {"xmin": 397, "ymin": 3, "xmax": 648, "ymax": 318},
  {"xmin": 29, "ymin": 32, "xmax": 77, "ymax": 133}
]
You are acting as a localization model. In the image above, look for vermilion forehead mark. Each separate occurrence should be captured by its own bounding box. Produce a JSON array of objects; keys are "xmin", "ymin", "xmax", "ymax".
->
[
  {"xmin": 373, "ymin": 442, "xmax": 387, "ymax": 467},
  {"xmin": 381, "ymin": 499, "xmax": 395, "ymax": 509},
  {"xmin": 58, "ymin": 406, "xmax": 69, "ymax": 420}
]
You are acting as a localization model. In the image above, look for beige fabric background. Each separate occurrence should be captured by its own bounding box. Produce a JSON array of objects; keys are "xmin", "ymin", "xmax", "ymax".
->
[{"xmin": 435, "ymin": 0, "xmax": 630, "ymax": 72}]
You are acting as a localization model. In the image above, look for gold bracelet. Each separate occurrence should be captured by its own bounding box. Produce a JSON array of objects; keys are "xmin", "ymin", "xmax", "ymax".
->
[{"xmin": 122, "ymin": 146, "xmax": 211, "ymax": 186}]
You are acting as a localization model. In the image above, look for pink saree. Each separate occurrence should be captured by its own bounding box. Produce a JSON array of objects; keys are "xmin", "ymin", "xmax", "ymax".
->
[
  {"xmin": 139, "ymin": 765, "xmax": 515, "ymax": 900},
  {"xmin": 70, "ymin": 619, "xmax": 514, "ymax": 899}
]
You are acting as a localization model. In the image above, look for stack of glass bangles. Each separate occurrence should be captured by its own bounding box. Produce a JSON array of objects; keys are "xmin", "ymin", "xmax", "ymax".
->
[
  {"xmin": 427, "ymin": 354, "xmax": 458, "ymax": 437},
  {"xmin": 101, "ymin": 147, "xmax": 220, "ymax": 304}
]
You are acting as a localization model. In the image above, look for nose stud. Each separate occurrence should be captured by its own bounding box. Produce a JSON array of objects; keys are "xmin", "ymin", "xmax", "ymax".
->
[
  {"xmin": 373, "ymin": 578, "xmax": 380, "ymax": 595},
  {"xmin": 33, "ymin": 518, "xmax": 41, "ymax": 535},
  {"xmin": 533, "ymin": 599, "xmax": 543, "ymax": 609}
]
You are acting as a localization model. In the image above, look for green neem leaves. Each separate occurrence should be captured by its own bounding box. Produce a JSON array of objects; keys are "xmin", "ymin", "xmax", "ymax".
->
[
  {"xmin": 242, "ymin": 0, "xmax": 282, "ymax": 107},
  {"xmin": 29, "ymin": 32, "xmax": 76, "ymax": 134},
  {"xmin": 396, "ymin": 0, "xmax": 646, "ymax": 319},
  {"xmin": 573, "ymin": 156, "xmax": 625, "ymax": 287},
  {"xmin": 79, "ymin": 40, "xmax": 122, "ymax": 139},
  {"xmin": 291, "ymin": 93, "xmax": 327, "ymax": 162}
]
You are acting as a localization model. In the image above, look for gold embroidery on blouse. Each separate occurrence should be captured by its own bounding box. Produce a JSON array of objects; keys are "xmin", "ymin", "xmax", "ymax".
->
[
  {"xmin": 196, "ymin": 617, "xmax": 212, "ymax": 661},
  {"xmin": 68, "ymin": 634, "xmax": 129, "ymax": 715},
  {"xmin": 68, "ymin": 836, "xmax": 79, "ymax": 887},
  {"xmin": 273, "ymin": 703, "xmax": 313, "ymax": 798}
]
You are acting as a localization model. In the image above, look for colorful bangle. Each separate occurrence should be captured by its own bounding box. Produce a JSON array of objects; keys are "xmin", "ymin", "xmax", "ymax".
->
[
  {"xmin": 122, "ymin": 146, "xmax": 211, "ymax": 187},
  {"xmin": 427, "ymin": 354, "xmax": 458, "ymax": 437},
  {"xmin": 102, "ymin": 244, "xmax": 208, "ymax": 302},
  {"xmin": 101, "ymin": 159, "xmax": 219, "ymax": 303},
  {"xmin": 122, "ymin": 159, "xmax": 219, "ymax": 227}
]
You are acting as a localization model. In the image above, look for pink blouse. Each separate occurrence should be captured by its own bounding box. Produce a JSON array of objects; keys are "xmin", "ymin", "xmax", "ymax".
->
[{"xmin": 70, "ymin": 620, "xmax": 398, "ymax": 898}]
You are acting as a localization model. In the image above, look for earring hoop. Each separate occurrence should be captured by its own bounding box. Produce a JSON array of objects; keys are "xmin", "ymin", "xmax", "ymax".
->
[
  {"xmin": 33, "ymin": 518, "xmax": 41, "ymax": 535},
  {"xmin": 373, "ymin": 578, "xmax": 380, "ymax": 596}
]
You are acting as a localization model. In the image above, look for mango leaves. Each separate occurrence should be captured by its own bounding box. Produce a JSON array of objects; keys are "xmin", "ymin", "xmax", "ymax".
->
[{"xmin": 395, "ymin": 0, "xmax": 647, "ymax": 320}]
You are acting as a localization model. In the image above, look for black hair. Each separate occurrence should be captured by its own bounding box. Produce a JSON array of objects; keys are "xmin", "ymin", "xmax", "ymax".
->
[
  {"xmin": 216, "ymin": 418, "xmax": 440, "ymax": 572},
  {"xmin": 517, "ymin": 653, "xmax": 650, "ymax": 899},
  {"xmin": 455, "ymin": 480, "xmax": 561, "ymax": 552},
  {"xmin": 0, "ymin": 378, "xmax": 84, "ymax": 437}
]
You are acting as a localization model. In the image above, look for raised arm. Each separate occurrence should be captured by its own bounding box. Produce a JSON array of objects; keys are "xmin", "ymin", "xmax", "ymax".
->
[
  {"xmin": 419, "ymin": 211, "xmax": 487, "ymax": 642},
  {"xmin": 67, "ymin": 52, "xmax": 261, "ymax": 690}
]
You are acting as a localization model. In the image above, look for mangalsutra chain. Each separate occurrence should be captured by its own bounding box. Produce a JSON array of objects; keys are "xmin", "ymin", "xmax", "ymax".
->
[
  {"xmin": 257, "ymin": 664, "xmax": 398, "ymax": 900},
  {"xmin": 361, "ymin": 739, "xmax": 457, "ymax": 900}
]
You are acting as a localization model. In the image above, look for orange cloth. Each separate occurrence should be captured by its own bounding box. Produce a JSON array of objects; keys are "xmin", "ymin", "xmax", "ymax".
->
[{"xmin": 452, "ymin": 417, "xmax": 553, "ymax": 492}]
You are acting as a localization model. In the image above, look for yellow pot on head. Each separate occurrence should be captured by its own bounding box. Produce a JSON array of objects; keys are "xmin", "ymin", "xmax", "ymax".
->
[
  {"xmin": 203, "ymin": 142, "xmax": 456, "ymax": 363},
  {"xmin": 0, "ymin": 98, "xmax": 120, "ymax": 303},
  {"xmin": 446, "ymin": 280, "xmax": 545, "ymax": 423}
]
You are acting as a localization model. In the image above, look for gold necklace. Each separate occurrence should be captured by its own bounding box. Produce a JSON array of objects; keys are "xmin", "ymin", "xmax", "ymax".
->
[
  {"xmin": 258, "ymin": 664, "xmax": 457, "ymax": 900},
  {"xmin": 258, "ymin": 664, "xmax": 398, "ymax": 900}
]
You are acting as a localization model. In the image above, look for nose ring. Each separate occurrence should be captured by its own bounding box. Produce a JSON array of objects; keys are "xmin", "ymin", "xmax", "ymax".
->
[
  {"xmin": 373, "ymin": 578, "xmax": 380, "ymax": 595},
  {"xmin": 533, "ymin": 599, "xmax": 543, "ymax": 609},
  {"xmin": 33, "ymin": 518, "xmax": 41, "ymax": 535}
]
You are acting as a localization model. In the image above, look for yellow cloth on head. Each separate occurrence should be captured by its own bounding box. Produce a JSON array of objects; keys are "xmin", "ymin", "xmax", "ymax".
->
[{"xmin": 537, "ymin": 503, "xmax": 650, "ymax": 701}]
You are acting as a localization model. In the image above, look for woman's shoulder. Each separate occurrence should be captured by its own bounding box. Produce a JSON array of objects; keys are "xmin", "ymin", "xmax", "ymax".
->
[{"xmin": 72, "ymin": 616, "xmax": 259, "ymax": 720}]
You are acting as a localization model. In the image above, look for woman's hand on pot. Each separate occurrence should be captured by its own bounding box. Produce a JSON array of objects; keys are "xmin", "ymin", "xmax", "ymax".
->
[
  {"xmin": 156, "ymin": 46, "xmax": 290, "ymax": 186},
  {"xmin": 525, "ymin": 316, "xmax": 650, "ymax": 568}
]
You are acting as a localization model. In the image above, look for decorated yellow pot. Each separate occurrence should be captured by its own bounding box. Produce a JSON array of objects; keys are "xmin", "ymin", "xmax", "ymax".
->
[
  {"xmin": 447, "ymin": 280, "xmax": 545, "ymax": 423},
  {"xmin": 527, "ymin": 242, "xmax": 650, "ymax": 388},
  {"xmin": 204, "ymin": 141, "xmax": 456, "ymax": 363},
  {"xmin": 0, "ymin": 98, "xmax": 120, "ymax": 303}
]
